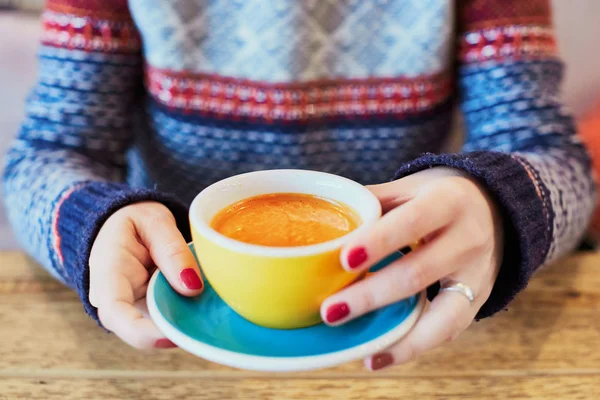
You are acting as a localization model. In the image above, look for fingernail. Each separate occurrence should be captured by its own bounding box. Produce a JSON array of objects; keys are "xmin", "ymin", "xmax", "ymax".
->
[
  {"xmin": 180, "ymin": 268, "xmax": 203, "ymax": 290},
  {"xmin": 154, "ymin": 338, "xmax": 177, "ymax": 349},
  {"xmin": 370, "ymin": 353, "xmax": 394, "ymax": 371},
  {"xmin": 347, "ymin": 247, "xmax": 368, "ymax": 270},
  {"xmin": 325, "ymin": 302, "xmax": 350, "ymax": 324}
]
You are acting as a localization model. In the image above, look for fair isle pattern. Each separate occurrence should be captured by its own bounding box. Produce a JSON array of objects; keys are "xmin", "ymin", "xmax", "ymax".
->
[
  {"xmin": 24, "ymin": 46, "xmax": 141, "ymax": 154},
  {"xmin": 129, "ymin": 0, "xmax": 454, "ymax": 81},
  {"xmin": 41, "ymin": 9, "xmax": 141, "ymax": 53},
  {"xmin": 3, "ymin": 145, "xmax": 112, "ymax": 284},
  {"xmin": 459, "ymin": 60, "xmax": 566, "ymax": 144},
  {"xmin": 516, "ymin": 149, "xmax": 596, "ymax": 263},
  {"xmin": 459, "ymin": 25, "xmax": 556, "ymax": 63},
  {"xmin": 146, "ymin": 67, "xmax": 453, "ymax": 122},
  {"xmin": 127, "ymin": 103, "xmax": 452, "ymax": 204},
  {"xmin": 2, "ymin": 0, "xmax": 140, "ymax": 282},
  {"xmin": 458, "ymin": 58, "xmax": 595, "ymax": 264}
]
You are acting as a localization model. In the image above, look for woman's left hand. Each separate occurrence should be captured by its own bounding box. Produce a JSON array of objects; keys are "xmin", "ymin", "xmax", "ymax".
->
[{"xmin": 320, "ymin": 167, "xmax": 504, "ymax": 371}]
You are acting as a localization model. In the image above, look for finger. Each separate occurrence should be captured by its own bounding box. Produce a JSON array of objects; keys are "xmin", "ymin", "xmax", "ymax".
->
[
  {"xmin": 366, "ymin": 288, "xmax": 476, "ymax": 371},
  {"xmin": 98, "ymin": 300, "xmax": 176, "ymax": 349},
  {"xmin": 340, "ymin": 185, "xmax": 459, "ymax": 272},
  {"xmin": 134, "ymin": 211, "xmax": 203, "ymax": 296},
  {"xmin": 323, "ymin": 226, "xmax": 467, "ymax": 325},
  {"xmin": 90, "ymin": 263, "xmax": 135, "ymax": 309},
  {"xmin": 89, "ymin": 250, "xmax": 149, "ymax": 308},
  {"xmin": 95, "ymin": 214, "xmax": 154, "ymax": 268}
]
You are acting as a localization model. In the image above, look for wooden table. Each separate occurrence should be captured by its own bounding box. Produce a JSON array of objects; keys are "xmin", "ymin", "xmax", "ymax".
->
[{"xmin": 1, "ymin": 251, "xmax": 599, "ymax": 399}]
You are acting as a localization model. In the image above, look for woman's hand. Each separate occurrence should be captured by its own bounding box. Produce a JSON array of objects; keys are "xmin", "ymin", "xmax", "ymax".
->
[
  {"xmin": 321, "ymin": 167, "xmax": 503, "ymax": 370},
  {"xmin": 89, "ymin": 202, "xmax": 203, "ymax": 349}
]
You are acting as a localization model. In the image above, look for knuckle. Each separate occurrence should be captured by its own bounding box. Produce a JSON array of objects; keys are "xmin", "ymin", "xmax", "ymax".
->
[
  {"xmin": 404, "ymin": 261, "xmax": 429, "ymax": 292},
  {"xmin": 403, "ymin": 210, "xmax": 421, "ymax": 232},
  {"xmin": 445, "ymin": 322, "xmax": 463, "ymax": 343},
  {"xmin": 144, "ymin": 211, "xmax": 173, "ymax": 229},
  {"xmin": 156, "ymin": 239, "xmax": 187, "ymax": 261},
  {"xmin": 465, "ymin": 220, "xmax": 493, "ymax": 253},
  {"xmin": 372, "ymin": 227, "xmax": 397, "ymax": 254},
  {"xmin": 402, "ymin": 210, "xmax": 424, "ymax": 241},
  {"xmin": 439, "ymin": 179, "xmax": 466, "ymax": 201},
  {"xmin": 359, "ymin": 286, "xmax": 378, "ymax": 312},
  {"xmin": 137, "ymin": 204, "xmax": 173, "ymax": 228}
]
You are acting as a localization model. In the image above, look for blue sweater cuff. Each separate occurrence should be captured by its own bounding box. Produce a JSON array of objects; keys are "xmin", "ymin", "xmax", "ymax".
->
[
  {"xmin": 55, "ymin": 182, "xmax": 191, "ymax": 323},
  {"xmin": 394, "ymin": 151, "xmax": 552, "ymax": 319}
]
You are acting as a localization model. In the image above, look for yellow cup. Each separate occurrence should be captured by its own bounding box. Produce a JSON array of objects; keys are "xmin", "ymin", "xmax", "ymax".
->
[{"xmin": 189, "ymin": 169, "xmax": 382, "ymax": 329}]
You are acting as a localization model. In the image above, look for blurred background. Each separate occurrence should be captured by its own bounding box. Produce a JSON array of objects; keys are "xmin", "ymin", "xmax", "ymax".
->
[{"xmin": 1, "ymin": 1, "xmax": 600, "ymax": 249}]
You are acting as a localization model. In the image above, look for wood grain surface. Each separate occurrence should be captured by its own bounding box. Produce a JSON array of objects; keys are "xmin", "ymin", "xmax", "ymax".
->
[{"xmin": 1, "ymin": 251, "xmax": 599, "ymax": 399}]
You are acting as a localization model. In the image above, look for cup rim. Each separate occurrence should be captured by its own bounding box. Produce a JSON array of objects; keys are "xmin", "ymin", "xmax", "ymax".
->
[{"xmin": 189, "ymin": 169, "xmax": 382, "ymax": 258}]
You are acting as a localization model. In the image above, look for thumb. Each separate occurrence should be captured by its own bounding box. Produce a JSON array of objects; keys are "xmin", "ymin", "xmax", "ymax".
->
[{"xmin": 133, "ymin": 204, "xmax": 203, "ymax": 296}]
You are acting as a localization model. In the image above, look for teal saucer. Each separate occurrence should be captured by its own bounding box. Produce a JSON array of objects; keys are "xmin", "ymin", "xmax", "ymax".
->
[{"xmin": 147, "ymin": 245, "xmax": 425, "ymax": 371}]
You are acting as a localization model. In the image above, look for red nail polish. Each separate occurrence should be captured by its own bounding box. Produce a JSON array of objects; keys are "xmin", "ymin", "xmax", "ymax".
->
[
  {"xmin": 371, "ymin": 353, "xmax": 394, "ymax": 371},
  {"xmin": 325, "ymin": 302, "xmax": 350, "ymax": 324},
  {"xmin": 180, "ymin": 268, "xmax": 203, "ymax": 290},
  {"xmin": 155, "ymin": 338, "xmax": 177, "ymax": 349},
  {"xmin": 347, "ymin": 247, "xmax": 368, "ymax": 269}
]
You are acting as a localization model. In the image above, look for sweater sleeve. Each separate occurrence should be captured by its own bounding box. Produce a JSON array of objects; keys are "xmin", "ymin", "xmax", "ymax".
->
[
  {"xmin": 394, "ymin": 0, "xmax": 596, "ymax": 318},
  {"xmin": 1, "ymin": 0, "xmax": 190, "ymax": 321}
]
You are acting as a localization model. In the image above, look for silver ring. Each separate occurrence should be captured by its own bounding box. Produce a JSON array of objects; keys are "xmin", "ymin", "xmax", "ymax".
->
[{"xmin": 440, "ymin": 281, "xmax": 475, "ymax": 303}]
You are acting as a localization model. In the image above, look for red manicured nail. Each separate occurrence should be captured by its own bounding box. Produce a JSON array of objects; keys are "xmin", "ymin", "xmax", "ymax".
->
[
  {"xmin": 347, "ymin": 247, "xmax": 368, "ymax": 269},
  {"xmin": 325, "ymin": 302, "xmax": 350, "ymax": 324},
  {"xmin": 155, "ymin": 338, "xmax": 177, "ymax": 349},
  {"xmin": 180, "ymin": 268, "xmax": 203, "ymax": 290},
  {"xmin": 370, "ymin": 353, "xmax": 394, "ymax": 371}
]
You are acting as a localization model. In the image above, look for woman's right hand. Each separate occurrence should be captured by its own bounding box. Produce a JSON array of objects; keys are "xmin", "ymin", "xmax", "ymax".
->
[{"xmin": 89, "ymin": 201, "xmax": 203, "ymax": 349}]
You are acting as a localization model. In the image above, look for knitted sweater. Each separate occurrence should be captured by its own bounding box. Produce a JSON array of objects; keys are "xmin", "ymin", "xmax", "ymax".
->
[{"xmin": 2, "ymin": 0, "xmax": 595, "ymax": 322}]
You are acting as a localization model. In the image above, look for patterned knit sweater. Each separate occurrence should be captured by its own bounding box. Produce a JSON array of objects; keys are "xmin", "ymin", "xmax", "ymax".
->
[{"xmin": 2, "ymin": 0, "xmax": 596, "ymax": 322}]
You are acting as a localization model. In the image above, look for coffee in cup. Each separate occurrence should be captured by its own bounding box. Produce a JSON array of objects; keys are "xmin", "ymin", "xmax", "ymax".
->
[{"xmin": 211, "ymin": 193, "xmax": 360, "ymax": 247}]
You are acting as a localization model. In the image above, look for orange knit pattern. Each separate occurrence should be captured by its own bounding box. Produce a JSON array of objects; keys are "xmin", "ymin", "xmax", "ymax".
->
[{"xmin": 42, "ymin": 0, "xmax": 140, "ymax": 53}]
